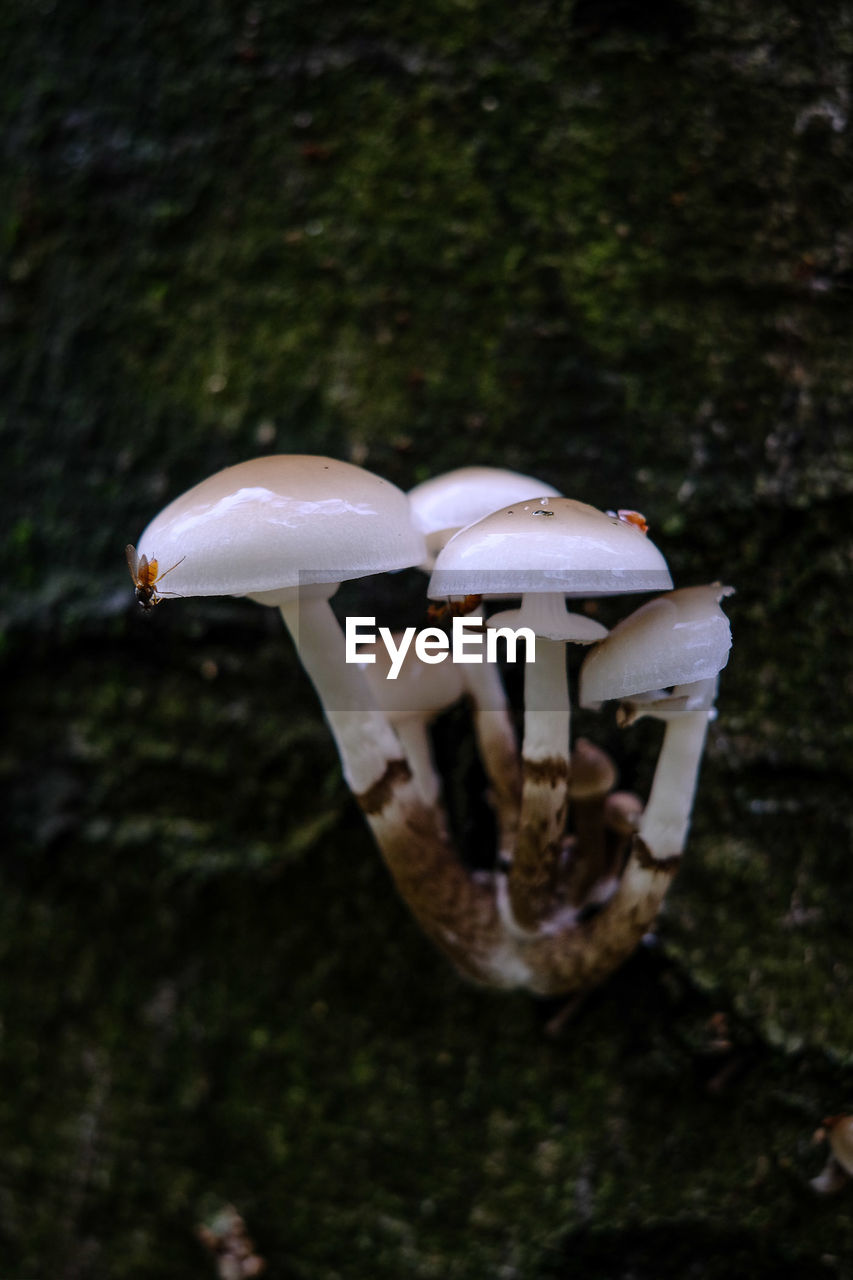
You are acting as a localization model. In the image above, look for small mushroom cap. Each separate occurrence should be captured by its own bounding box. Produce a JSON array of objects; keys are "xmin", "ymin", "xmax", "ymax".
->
[
  {"xmin": 135, "ymin": 455, "xmax": 425, "ymax": 598},
  {"xmin": 428, "ymin": 497, "xmax": 672, "ymax": 599},
  {"xmin": 409, "ymin": 466, "xmax": 562, "ymax": 567},
  {"xmin": 579, "ymin": 584, "xmax": 734, "ymax": 707},
  {"xmin": 568, "ymin": 737, "xmax": 618, "ymax": 799},
  {"xmin": 603, "ymin": 790, "xmax": 644, "ymax": 834}
]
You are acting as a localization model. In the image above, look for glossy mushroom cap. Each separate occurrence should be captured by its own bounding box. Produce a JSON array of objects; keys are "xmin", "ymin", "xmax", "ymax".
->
[
  {"xmin": 409, "ymin": 466, "xmax": 562, "ymax": 567},
  {"xmin": 428, "ymin": 497, "xmax": 672, "ymax": 600},
  {"xmin": 135, "ymin": 455, "xmax": 426, "ymax": 599},
  {"xmin": 579, "ymin": 584, "xmax": 734, "ymax": 707}
]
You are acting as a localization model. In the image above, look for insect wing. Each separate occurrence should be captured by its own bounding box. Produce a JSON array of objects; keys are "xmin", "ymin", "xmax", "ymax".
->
[
  {"xmin": 618, "ymin": 509, "xmax": 649, "ymax": 534},
  {"xmin": 125, "ymin": 543, "xmax": 140, "ymax": 582}
]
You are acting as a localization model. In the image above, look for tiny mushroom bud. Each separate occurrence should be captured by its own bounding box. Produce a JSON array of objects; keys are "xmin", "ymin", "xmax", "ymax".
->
[
  {"xmin": 603, "ymin": 790, "xmax": 644, "ymax": 836},
  {"xmin": 568, "ymin": 736, "xmax": 618, "ymax": 801},
  {"xmin": 430, "ymin": 497, "xmax": 672, "ymax": 930}
]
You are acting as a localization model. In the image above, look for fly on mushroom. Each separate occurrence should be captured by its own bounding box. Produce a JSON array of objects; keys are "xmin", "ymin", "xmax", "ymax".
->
[
  {"xmin": 126, "ymin": 544, "xmax": 185, "ymax": 610},
  {"xmin": 608, "ymin": 509, "xmax": 649, "ymax": 535}
]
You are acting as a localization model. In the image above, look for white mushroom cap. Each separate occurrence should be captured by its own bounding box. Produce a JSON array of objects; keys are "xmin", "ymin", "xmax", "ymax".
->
[
  {"xmin": 579, "ymin": 584, "xmax": 734, "ymax": 707},
  {"xmin": 428, "ymin": 497, "xmax": 672, "ymax": 599},
  {"xmin": 135, "ymin": 455, "xmax": 426, "ymax": 598},
  {"xmin": 408, "ymin": 466, "xmax": 562, "ymax": 568}
]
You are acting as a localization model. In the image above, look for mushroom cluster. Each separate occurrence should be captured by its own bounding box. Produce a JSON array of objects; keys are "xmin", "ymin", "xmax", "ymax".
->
[{"xmin": 128, "ymin": 456, "xmax": 732, "ymax": 998}]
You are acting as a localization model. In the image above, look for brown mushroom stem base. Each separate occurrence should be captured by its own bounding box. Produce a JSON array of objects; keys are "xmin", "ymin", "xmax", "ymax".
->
[
  {"xmin": 508, "ymin": 757, "xmax": 570, "ymax": 930},
  {"xmin": 516, "ymin": 838, "xmax": 680, "ymax": 997},
  {"xmin": 508, "ymin": 637, "xmax": 571, "ymax": 931},
  {"xmin": 355, "ymin": 755, "xmax": 682, "ymax": 998},
  {"xmin": 356, "ymin": 759, "xmax": 514, "ymax": 988},
  {"xmin": 281, "ymin": 595, "xmax": 696, "ymax": 999}
]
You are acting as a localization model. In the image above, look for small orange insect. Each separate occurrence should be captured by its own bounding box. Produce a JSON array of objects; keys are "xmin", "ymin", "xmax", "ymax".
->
[
  {"xmin": 426, "ymin": 594, "xmax": 483, "ymax": 623},
  {"xmin": 608, "ymin": 509, "xmax": 649, "ymax": 534},
  {"xmin": 125, "ymin": 544, "xmax": 185, "ymax": 610}
]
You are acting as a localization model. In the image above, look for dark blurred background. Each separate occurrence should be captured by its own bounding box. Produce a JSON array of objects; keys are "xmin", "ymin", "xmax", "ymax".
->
[{"xmin": 1, "ymin": 0, "xmax": 852, "ymax": 1275}]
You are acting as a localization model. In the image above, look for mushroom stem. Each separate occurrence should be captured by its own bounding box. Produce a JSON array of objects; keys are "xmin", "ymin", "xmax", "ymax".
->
[
  {"xmin": 461, "ymin": 652, "xmax": 521, "ymax": 857},
  {"xmin": 635, "ymin": 678, "xmax": 718, "ymax": 860},
  {"xmin": 277, "ymin": 589, "xmax": 513, "ymax": 988},
  {"xmin": 360, "ymin": 633, "xmax": 465, "ymax": 809},
  {"xmin": 393, "ymin": 717, "xmax": 441, "ymax": 806},
  {"xmin": 277, "ymin": 589, "xmax": 403, "ymax": 795},
  {"xmin": 494, "ymin": 591, "xmax": 606, "ymax": 931},
  {"xmin": 509, "ymin": 625, "xmax": 570, "ymax": 930}
]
